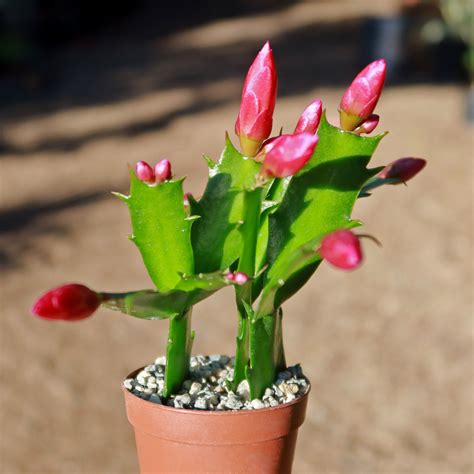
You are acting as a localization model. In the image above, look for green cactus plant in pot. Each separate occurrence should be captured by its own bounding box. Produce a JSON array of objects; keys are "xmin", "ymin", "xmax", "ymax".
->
[{"xmin": 32, "ymin": 42, "xmax": 426, "ymax": 473}]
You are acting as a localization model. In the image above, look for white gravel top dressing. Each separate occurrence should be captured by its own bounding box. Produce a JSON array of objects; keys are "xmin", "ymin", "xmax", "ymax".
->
[{"xmin": 124, "ymin": 355, "xmax": 309, "ymax": 411}]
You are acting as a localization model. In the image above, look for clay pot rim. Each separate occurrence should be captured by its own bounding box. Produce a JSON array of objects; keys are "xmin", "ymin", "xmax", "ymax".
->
[{"xmin": 123, "ymin": 366, "xmax": 311, "ymax": 417}]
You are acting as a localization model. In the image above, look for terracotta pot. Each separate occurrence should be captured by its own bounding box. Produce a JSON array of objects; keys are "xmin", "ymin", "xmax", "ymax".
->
[{"xmin": 123, "ymin": 367, "xmax": 310, "ymax": 473}]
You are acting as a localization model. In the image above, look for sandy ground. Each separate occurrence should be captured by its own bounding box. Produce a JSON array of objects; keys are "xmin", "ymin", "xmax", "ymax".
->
[{"xmin": 0, "ymin": 1, "xmax": 472, "ymax": 473}]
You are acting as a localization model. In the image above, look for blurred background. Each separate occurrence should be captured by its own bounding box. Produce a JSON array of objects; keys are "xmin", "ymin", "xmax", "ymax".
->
[{"xmin": 0, "ymin": 0, "xmax": 472, "ymax": 472}]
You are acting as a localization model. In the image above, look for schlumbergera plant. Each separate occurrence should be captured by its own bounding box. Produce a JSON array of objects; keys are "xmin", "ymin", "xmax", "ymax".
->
[{"xmin": 32, "ymin": 43, "xmax": 426, "ymax": 399}]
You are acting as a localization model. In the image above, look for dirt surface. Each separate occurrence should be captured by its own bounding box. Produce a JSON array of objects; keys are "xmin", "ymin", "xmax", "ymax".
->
[{"xmin": 0, "ymin": 1, "xmax": 472, "ymax": 473}]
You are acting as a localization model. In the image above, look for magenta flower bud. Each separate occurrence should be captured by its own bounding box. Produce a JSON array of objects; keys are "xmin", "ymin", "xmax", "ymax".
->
[
  {"xmin": 320, "ymin": 230, "xmax": 363, "ymax": 270},
  {"xmin": 235, "ymin": 41, "xmax": 278, "ymax": 157},
  {"xmin": 154, "ymin": 159, "xmax": 172, "ymax": 183},
  {"xmin": 135, "ymin": 161, "xmax": 155, "ymax": 184},
  {"xmin": 378, "ymin": 157, "xmax": 426, "ymax": 184},
  {"xmin": 226, "ymin": 272, "xmax": 249, "ymax": 285},
  {"xmin": 294, "ymin": 99, "xmax": 322, "ymax": 134},
  {"xmin": 354, "ymin": 114, "xmax": 379, "ymax": 135},
  {"xmin": 260, "ymin": 132, "xmax": 318, "ymax": 179},
  {"xmin": 32, "ymin": 284, "xmax": 100, "ymax": 321},
  {"xmin": 233, "ymin": 272, "xmax": 249, "ymax": 285},
  {"xmin": 339, "ymin": 59, "xmax": 386, "ymax": 131}
]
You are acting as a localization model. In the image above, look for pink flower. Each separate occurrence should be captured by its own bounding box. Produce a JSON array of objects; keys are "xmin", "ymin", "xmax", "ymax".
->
[
  {"xmin": 32, "ymin": 284, "xmax": 100, "ymax": 321},
  {"xmin": 235, "ymin": 42, "xmax": 278, "ymax": 157},
  {"xmin": 135, "ymin": 161, "xmax": 155, "ymax": 184},
  {"xmin": 378, "ymin": 157, "xmax": 426, "ymax": 183},
  {"xmin": 339, "ymin": 59, "xmax": 386, "ymax": 131},
  {"xmin": 354, "ymin": 114, "xmax": 379, "ymax": 135},
  {"xmin": 320, "ymin": 230, "xmax": 363, "ymax": 270},
  {"xmin": 260, "ymin": 132, "xmax": 318, "ymax": 179},
  {"xmin": 294, "ymin": 99, "xmax": 322, "ymax": 134},
  {"xmin": 154, "ymin": 159, "xmax": 172, "ymax": 182},
  {"xmin": 226, "ymin": 272, "xmax": 249, "ymax": 285}
]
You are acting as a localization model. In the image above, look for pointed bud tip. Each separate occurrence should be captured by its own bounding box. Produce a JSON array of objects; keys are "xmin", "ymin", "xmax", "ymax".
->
[
  {"xmin": 135, "ymin": 161, "xmax": 155, "ymax": 183},
  {"xmin": 320, "ymin": 230, "xmax": 363, "ymax": 270},
  {"xmin": 154, "ymin": 159, "xmax": 172, "ymax": 182},
  {"xmin": 235, "ymin": 41, "xmax": 278, "ymax": 156},
  {"xmin": 379, "ymin": 158, "xmax": 426, "ymax": 183},
  {"xmin": 339, "ymin": 59, "xmax": 387, "ymax": 130},
  {"xmin": 32, "ymin": 284, "xmax": 100, "ymax": 321},
  {"xmin": 294, "ymin": 99, "xmax": 323, "ymax": 134}
]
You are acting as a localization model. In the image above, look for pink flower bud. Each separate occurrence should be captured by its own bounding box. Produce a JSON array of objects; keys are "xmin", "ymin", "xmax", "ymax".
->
[
  {"xmin": 294, "ymin": 99, "xmax": 322, "ymax": 134},
  {"xmin": 225, "ymin": 272, "xmax": 249, "ymax": 285},
  {"xmin": 353, "ymin": 114, "xmax": 379, "ymax": 135},
  {"xmin": 378, "ymin": 157, "xmax": 426, "ymax": 184},
  {"xmin": 183, "ymin": 192, "xmax": 193, "ymax": 208},
  {"xmin": 154, "ymin": 159, "xmax": 172, "ymax": 182},
  {"xmin": 260, "ymin": 132, "xmax": 318, "ymax": 179},
  {"xmin": 339, "ymin": 59, "xmax": 386, "ymax": 131},
  {"xmin": 135, "ymin": 161, "xmax": 155, "ymax": 184},
  {"xmin": 235, "ymin": 42, "xmax": 278, "ymax": 157},
  {"xmin": 32, "ymin": 284, "xmax": 100, "ymax": 321},
  {"xmin": 320, "ymin": 230, "xmax": 363, "ymax": 270}
]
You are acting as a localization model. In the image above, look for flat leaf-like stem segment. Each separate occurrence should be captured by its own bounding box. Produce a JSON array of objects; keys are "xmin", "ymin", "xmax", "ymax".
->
[
  {"xmin": 126, "ymin": 172, "xmax": 194, "ymax": 292},
  {"xmin": 100, "ymin": 271, "xmax": 232, "ymax": 320},
  {"xmin": 258, "ymin": 114, "xmax": 385, "ymax": 316},
  {"xmin": 191, "ymin": 135, "xmax": 261, "ymax": 273}
]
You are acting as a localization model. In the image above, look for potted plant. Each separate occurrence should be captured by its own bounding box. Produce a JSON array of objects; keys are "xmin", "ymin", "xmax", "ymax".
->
[{"xmin": 32, "ymin": 42, "xmax": 426, "ymax": 473}]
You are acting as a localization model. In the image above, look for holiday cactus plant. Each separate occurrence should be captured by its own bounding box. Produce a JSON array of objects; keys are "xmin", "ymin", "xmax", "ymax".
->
[{"xmin": 32, "ymin": 43, "xmax": 426, "ymax": 400}]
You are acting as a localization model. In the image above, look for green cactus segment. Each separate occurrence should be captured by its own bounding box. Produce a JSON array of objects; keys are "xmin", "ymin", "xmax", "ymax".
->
[
  {"xmin": 164, "ymin": 308, "xmax": 194, "ymax": 397},
  {"xmin": 262, "ymin": 114, "xmax": 384, "ymax": 313},
  {"xmin": 245, "ymin": 306, "xmax": 286, "ymax": 399},
  {"xmin": 191, "ymin": 135, "xmax": 261, "ymax": 273},
  {"xmin": 127, "ymin": 172, "xmax": 194, "ymax": 292},
  {"xmin": 100, "ymin": 271, "xmax": 233, "ymax": 320},
  {"xmin": 358, "ymin": 175, "xmax": 398, "ymax": 197},
  {"xmin": 232, "ymin": 312, "xmax": 249, "ymax": 390}
]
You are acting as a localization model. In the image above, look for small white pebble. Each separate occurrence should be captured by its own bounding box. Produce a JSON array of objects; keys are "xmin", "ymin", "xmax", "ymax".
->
[
  {"xmin": 189, "ymin": 382, "xmax": 202, "ymax": 395},
  {"xmin": 285, "ymin": 393, "xmax": 296, "ymax": 403},
  {"xmin": 251, "ymin": 399, "xmax": 265, "ymax": 409},
  {"xmin": 194, "ymin": 398, "xmax": 208, "ymax": 410}
]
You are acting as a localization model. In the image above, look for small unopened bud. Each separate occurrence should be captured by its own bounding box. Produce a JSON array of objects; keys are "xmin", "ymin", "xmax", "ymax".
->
[
  {"xmin": 235, "ymin": 42, "xmax": 278, "ymax": 157},
  {"xmin": 294, "ymin": 99, "xmax": 322, "ymax": 134},
  {"xmin": 135, "ymin": 161, "xmax": 155, "ymax": 184},
  {"xmin": 32, "ymin": 284, "xmax": 100, "ymax": 321},
  {"xmin": 183, "ymin": 192, "xmax": 193, "ymax": 208},
  {"xmin": 320, "ymin": 230, "xmax": 362, "ymax": 270},
  {"xmin": 353, "ymin": 114, "xmax": 379, "ymax": 135},
  {"xmin": 154, "ymin": 159, "xmax": 172, "ymax": 182},
  {"xmin": 226, "ymin": 272, "xmax": 249, "ymax": 285},
  {"xmin": 339, "ymin": 59, "xmax": 386, "ymax": 131},
  {"xmin": 378, "ymin": 157, "xmax": 426, "ymax": 184},
  {"xmin": 260, "ymin": 132, "xmax": 318, "ymax": 179}
]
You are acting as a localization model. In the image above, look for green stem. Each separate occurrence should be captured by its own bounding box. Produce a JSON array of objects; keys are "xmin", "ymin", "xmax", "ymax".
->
[
  {"xmin": 232, "ymin": 188, "xmax": 264, "ymax": 389},
  {"xmin": 232, "ymin": 303, "xmax": 249, "ymax": 389},
  {"xmin": 246, "ymin": 307, "xmax": 286, "ymax": 399},
  {"xmin": 164, "ymin": 308, "xmax": 194, "ymax": 398},
  {"xmin": 246, "ymin": 308, "xmax": 286, "ymax": 399}
]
